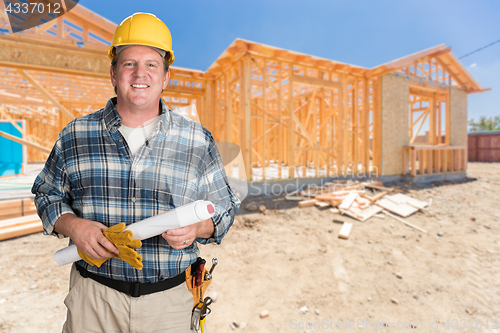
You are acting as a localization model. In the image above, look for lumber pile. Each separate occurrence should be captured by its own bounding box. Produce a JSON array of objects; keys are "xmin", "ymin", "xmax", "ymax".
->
[
  {"xmin": 0, "ymin": 198, "xmax": 37, "ymax": 220},
  {"xmin": 293, "ymin": 180, "xmax": 429, "ymax": 236},
  {"xmin": 0, "ymin": 214, "xmax": 42, "ymax": 241},
  {"xmin": 0, "ymin": 198, "xmax": 42, "ymax": 240},
  {"xmin": 295, "ymin": 180, "xmax": 391, "ymax": 221}
]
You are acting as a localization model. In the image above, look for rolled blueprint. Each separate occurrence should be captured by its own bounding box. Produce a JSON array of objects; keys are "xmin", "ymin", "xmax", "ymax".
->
[{"xmin": 53, "ymin": 200, "xmax": 215, "ymax": 266}]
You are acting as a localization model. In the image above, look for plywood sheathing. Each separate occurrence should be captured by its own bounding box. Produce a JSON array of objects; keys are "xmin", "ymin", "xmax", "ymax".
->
[
  {"xmin": 450, "ymin": 88, "xmax": 468, "ymax": 147},
  {"xmin": 0, "ymin": 37, "xmax": 111, "ymax": 76},
  {"xmin": 448, "ymin": 87, "xmax": 468, "ymax": 172},
  {"xmin": 381, "ymin": 74, "xmax": 409, "ymax": 176}
]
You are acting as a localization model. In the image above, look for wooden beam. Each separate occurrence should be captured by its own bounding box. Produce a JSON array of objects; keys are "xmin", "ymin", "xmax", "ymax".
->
[
  {"xmin": 278, "ymin": 62, "xmax": 283, "ymax": 178},
  {"xmin": 439, "ymin": 52, "xmax": 484, "ymax": 92},
  {"xmin": 288, "ymin": 64, "xmax": 294, "ymax": 177},
  {"xmin": 0, "ymin": 130, "xmax": 51, "ymax": 154},
  {"xmin": 165, "ymin": 85, "xmax": 205, "ymax": 96},
  {"xmin": 17, "ymin": 70, "xmax": 75, "ymax": 120},
  {"xmin": 445, "ymin": 93, "xmax": 450, "ymax": 145},
  {"xmin": 0, "ymin": 60, "xmax": 109, "ymax": 79},
  {"xmin": 408, "ymin": 76, "xmax": 449, "ymax": 93},
  {"xmin": 299, "ymin": 87, "xmax": 318, "ymax": 147},
  {"xmin": 68, "ymin": 4, "xmax": 116, "ymax": 38},
  {"xmin": 291, "ymin": 74, "xmax": 341, "ymax": 90},
  {"xmin": 338, "ymin": 75, "xmax": 344, "ymax": 170},
  {"xmin": 239, "ymin": 56, "xmax": 252, "ymax": 180},
  {"xmin": 410, "ymin": 111, "xmax": 429, "ymax": 144},
  {"xmin": 352, "ymin": 79, "xmax": 358, "ymax": 170},
  {"xmin": 0, "ymin": 107, "xmax": 26, "ymax": 137},
  {"xmin": 0, "ymin": 36, "xmax": 110, "ymax": 77},
  {"xmin": 374, "ymin": 77, "xmax": 382, "ymax": 174},
  {"xmin": 262, "ymin": 59, "xmax": 267, "ymax": 179},
  {"xmin": 432, "ymin": 56, "xmax": 469, "ymax": 90},
  {"xmin": 225, "ymin": 73, "xmax": 233, "ymax": 143},
  {"xmin": 365, "ymin": 45, "xmax": 450, "ymax": 78},
  {"xmin": 252, "ymin": 58, "xmax": 325, "ymax": 165},
  {"xmin": 409, "ymin": 86, "xmax": 438, "ymax": 99},
  {"xmin": 364, "ymin": 79, "xmax": 370, "ymax": 171},
  {"xmin": 429, "ymin": 93, "xmax": 436, "ymax": 145},
  {"xmin": 244, "ymin": 57, "xmax": 252, "ymax": 179},
  {"xmin": 229, "ymin": 75, "xmax": 240, "ymax": 87},
  {"xmin": 411, "ymin": 107, "xmax": 428, "ymax": 127}
]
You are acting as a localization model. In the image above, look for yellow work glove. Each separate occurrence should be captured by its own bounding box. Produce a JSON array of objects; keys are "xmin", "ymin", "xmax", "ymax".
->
[{"xmin": 77, "ymin": 223, "xmax": 143, "ymax": 270}]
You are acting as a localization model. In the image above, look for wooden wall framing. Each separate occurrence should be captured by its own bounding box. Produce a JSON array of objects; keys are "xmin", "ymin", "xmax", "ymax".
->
[
  {"xmin": 204, "ymin": 54, "xmax": 378, "ymax": 181},
  {"xmin": 0, "ymin": 5, "xmax": 487, "ymax": 180}
]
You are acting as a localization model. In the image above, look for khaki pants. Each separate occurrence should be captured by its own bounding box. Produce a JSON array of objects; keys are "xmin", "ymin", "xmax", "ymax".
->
[{"xmin": 62, "ymin": 264, "xmax": 195, "ymax": 333}]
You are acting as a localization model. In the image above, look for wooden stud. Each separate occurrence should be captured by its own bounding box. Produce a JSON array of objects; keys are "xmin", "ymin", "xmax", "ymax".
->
[
  {"xmin": 364, "ymin": 79, "xmax": 370, "ymax": 172},
  {"xmin": 427, "ymin": 149, "xmax": 433, "ymax": 175},
  {"xmin": 429, "ymin": 93, "xmax": 436, "ymax": 145},
  {"xmin": 262, "ymin": 59, "xmax": 267, "ymax": 180},
  {"xmin": 288, "ymin": 63, "xmax": 295, "ymax": 178},
  {"xmin": 278, "ymin": 61, "xmax": 283, "ymax": 178},
  {"xmin": 338, "ymin": 75, "xmax": 345, "ymax": 171},
  {"xmin": 410, "ymin": 147, "xmax": 416, "ymax": 176}
]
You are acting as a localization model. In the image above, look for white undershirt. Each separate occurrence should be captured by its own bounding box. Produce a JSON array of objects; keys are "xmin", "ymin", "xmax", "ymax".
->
[{"xmin": 118, "ymin": 116, "xmax": 160, "ymax": 157}]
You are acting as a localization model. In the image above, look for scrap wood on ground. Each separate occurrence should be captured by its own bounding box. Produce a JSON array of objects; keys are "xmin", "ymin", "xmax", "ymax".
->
[{"xmin": 293, "ymin": 180, "xmax": 429, "ymax": 237}]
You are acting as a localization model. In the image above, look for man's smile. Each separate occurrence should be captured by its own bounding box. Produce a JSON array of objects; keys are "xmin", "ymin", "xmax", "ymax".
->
[{"xmin": 131, "ymin": 84, "xmax": 149, "ymax": 88}]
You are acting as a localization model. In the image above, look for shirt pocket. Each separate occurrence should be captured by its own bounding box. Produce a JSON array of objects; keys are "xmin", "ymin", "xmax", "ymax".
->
[{"xmin": 151, "ymin": 158, "xmax": 199, "ymax": 207}]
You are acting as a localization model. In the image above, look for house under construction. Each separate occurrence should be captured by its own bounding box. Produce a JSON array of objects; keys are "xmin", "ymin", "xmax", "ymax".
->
[{"xmin": 0, "ymin": 4, "xmax": 489, "ymax": 185}]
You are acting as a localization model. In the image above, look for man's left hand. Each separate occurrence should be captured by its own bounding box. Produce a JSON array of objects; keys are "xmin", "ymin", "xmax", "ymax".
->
[{"xmin": 162, "ymin": 218, "xmax": 214, "ymax": 249}]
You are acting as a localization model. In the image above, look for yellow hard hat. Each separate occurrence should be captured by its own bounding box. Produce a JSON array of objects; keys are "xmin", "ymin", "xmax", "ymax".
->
[{"xmin": 108, "ymin": 13, "xmax": 175, "ymax": 65}]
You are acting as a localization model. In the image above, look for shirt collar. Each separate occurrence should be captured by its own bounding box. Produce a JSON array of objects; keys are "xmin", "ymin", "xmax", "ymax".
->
[{"xmin": 102, "ymin": 97, "xmax": 170, "ymax": 132}]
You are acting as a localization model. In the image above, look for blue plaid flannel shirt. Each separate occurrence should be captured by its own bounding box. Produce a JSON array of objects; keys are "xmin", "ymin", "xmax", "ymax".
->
[{"xmin": 32, "ymin": 98, "xmax": 240, "ymax": 283}]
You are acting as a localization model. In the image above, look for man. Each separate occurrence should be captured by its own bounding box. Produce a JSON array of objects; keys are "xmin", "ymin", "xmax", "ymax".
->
[{"xmin": 32, "ymin": 13, "xmax": 240, "ymax": 333}]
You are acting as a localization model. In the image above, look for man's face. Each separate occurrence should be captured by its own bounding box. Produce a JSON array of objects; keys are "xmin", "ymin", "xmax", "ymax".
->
[{"xmin": 110, "ymin": 45, "xmax": 169, "ymax": 112}]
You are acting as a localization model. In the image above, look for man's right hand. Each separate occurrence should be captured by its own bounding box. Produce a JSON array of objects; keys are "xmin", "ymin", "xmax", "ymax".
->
[{"xmin": 54, "ymin": 213, "xmax": 119, "ymax": 260}]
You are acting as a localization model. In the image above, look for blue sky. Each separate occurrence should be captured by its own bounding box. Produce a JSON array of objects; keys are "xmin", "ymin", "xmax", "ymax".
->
[{"xmin": 79, "ymin": 0, "xmax": 499, "ymax": 122}]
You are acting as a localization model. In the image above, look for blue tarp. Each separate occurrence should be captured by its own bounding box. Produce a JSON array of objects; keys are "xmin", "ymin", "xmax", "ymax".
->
[{"xmin": 0, "ymin": 122, "xmax": 24, "ymax": 177}]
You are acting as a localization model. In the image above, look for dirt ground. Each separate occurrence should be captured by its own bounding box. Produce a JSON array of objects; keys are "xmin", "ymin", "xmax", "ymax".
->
[{"xmin": 1, "ymin": 162, "xmax": 499, "ymax": 333}]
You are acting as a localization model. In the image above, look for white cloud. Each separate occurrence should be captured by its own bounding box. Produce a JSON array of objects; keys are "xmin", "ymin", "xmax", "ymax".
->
[{"xmin": 470, "ymin": 63, "xmax": 477, "ymax": 68}]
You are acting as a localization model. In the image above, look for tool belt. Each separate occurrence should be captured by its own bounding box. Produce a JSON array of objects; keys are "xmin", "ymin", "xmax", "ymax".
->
[
  {"xmin": 184, "ymin": 257, "xmax": 212, "ymax": 304},
  {"xmin": 76, "ymin": 263, "xmax": 185, "ymax": 297},
  {"xmin": 186, "ymin": 257, "xmax": 217, "ymax": 333}
]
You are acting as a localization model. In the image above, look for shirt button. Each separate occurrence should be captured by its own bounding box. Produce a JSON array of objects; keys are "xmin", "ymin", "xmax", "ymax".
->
[
  {"xmin": 131, "ymin": 197, "xmax": 136, "ymax": 202},
  {"xmin": 119, "ymin": 138, "xmax": 123, "ymax": 143}
]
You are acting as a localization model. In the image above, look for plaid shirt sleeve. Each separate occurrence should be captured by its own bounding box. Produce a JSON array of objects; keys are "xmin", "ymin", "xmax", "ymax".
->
[
  {"xmin": 196, "ymin": 133, "xmax": 241, "ymax": 245},
  {"xmin": 31, "ymin": 131, "xmax": 75, "ymax": 238}
]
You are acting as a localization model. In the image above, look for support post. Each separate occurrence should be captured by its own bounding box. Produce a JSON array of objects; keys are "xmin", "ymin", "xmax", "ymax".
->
[
  {"xmin": 278, "ymin": 62, "xmax": 283, "ymax": 178},
  {"xmin": 262, "ymin": 59, "xmax": 267, "ymax": 180},
  {"xmin": 288, "ymin": 63, "xmax": 294, "ymax": 178}
]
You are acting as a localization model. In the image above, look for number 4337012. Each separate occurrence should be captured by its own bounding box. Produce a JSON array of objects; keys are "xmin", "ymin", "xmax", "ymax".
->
[{"xmin": 5, "ymin": 2, "xmax": 62, "ymax": 15}]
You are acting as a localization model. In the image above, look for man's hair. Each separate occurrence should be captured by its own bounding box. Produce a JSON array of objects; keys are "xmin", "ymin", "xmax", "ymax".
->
[{"xmin": 111, "ymin": 48, "xmax": 170, "ymax": 94}]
